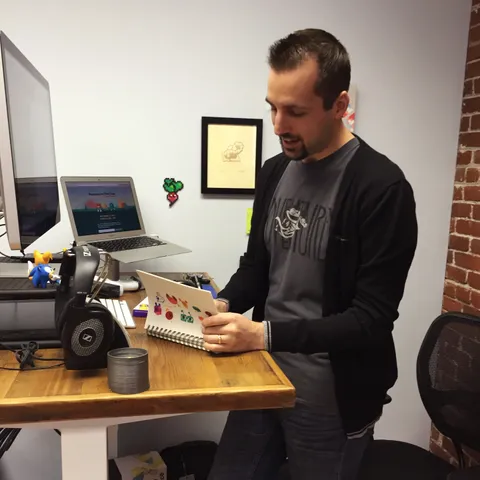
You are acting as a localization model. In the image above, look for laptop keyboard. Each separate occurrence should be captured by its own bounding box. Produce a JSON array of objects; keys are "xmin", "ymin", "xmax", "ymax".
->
[{"xmin": 88, "ymin": 236, "xmax": 166, "ymax": 252}]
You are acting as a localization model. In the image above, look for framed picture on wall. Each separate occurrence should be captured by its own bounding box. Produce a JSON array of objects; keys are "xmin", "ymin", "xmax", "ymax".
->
[{"xmin": 201, "ymin": 116, "xmax": 263, "ymax": 195}]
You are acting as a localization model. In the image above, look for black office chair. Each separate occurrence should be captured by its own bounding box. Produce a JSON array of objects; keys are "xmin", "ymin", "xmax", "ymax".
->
[
  {"xmin": 277, "ymin": 312, "xmax": 480, "ymax": 480},
  {"xmin": 358, "ymin": 311, "xmax": 480, "ymax": 480}
]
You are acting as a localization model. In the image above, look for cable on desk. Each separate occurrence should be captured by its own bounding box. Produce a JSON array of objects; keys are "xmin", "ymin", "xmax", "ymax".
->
[
  {"xmin": 0, "ymin": 224, "xmax": 11, "ymax": 256},
  {"xmin": 0, "ymin": 341, "xmax": 64, "ymax": 371},
  {"xmin": 0, "ymin": 224, "xmax": 14, "ymax": 257},
  {"xmin": 89, "ymin": 251, "xmax": 111, "ymax": 303}
]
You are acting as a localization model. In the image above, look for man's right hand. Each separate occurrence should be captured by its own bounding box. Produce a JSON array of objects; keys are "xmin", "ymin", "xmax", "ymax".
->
[{"xmin": 214, "ymin": 299, "xmax": 229, "ymax": 313}]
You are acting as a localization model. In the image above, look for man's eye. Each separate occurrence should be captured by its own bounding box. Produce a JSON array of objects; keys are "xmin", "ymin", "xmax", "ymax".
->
[{"xmin": 290, "ymin": 111, "xmax": 305, "ymax": 117}]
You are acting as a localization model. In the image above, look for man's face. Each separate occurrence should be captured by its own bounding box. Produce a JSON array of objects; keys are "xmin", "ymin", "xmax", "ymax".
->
[{"xmin": 266, "ymin": 57, "xmax": 348, "ymax": 161}]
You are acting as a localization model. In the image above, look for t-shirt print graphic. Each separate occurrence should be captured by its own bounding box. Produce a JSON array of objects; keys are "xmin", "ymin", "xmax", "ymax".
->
[
  {"xmin": 274, "ymin": 207, "xmax": 308, "ymax": 239},
  {"xmin": 267, "ymin": 197, "xmax": 330, "ymax": 262}
]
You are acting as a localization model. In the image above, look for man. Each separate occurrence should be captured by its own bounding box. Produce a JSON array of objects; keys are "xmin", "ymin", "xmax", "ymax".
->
[{"xmin": 203, "ymin": 28, "xmax": 418, "ymax": 480}]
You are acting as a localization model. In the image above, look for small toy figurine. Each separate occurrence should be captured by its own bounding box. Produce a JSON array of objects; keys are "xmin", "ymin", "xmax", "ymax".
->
[
  {"xmin": 27, "ymin": 250, "xmax": 60, "ymax": 288},
  {"xmin": 31, "ymin": 250, "xmax": 52, "ymax": 266}
]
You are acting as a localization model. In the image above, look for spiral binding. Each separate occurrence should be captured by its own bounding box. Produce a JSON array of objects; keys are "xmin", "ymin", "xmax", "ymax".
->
[{"xmin": 146, "ymin": 325, "xmax": 205, "ymax": 351}]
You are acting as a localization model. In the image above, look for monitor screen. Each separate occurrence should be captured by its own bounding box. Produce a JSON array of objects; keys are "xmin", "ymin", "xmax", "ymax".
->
[
  {"xmin": 64, "ymin": 181, "xmax": 142, "ymax": 237},
  {"xmin": 0, "ymin": 32, "xmax": 60, "ymax": 249}
]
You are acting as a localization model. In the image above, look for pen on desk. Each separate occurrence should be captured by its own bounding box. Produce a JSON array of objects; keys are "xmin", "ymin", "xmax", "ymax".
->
[{"xmin": 194, "ymin": 275, "xmax": 201, "ymax": 289}]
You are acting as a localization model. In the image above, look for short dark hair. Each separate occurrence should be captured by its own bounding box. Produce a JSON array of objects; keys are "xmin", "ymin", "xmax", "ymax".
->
[{"xmin": 267, "ymin": 28, "xmax": 351, "ymax": 110}]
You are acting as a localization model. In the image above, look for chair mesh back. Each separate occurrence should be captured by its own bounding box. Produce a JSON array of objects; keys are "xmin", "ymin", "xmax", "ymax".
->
[{"xmin": 417, "ymin": 312, "xmax": 480, "ymax": 452}]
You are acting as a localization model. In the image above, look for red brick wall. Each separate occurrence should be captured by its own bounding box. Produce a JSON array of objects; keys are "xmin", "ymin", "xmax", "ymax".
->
[{"xmin": 433, "ymin": 0, "xmax": 480, "ymax": 466}]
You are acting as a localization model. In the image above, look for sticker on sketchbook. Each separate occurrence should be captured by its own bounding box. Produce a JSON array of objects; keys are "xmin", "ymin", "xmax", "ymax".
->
[
  {"xmin": 165, "ymin": 308, "xmax": 174, "ymax": 320},
  {"xmin": 154, "ymin": 294, "xmax": 164, "ymax": 315},
  {"xmin": 180, "ymin": 310, "xmax": 194, "ymax": 324},
  {"xmin": 163, "ymin": 177, "xmax": 184, "ymax": 207},
  {"xmin": 192, "ymin": 305, "xmax": 201, "ymax": 312},
  {"xmin": 166, "ymin": 293, "xmax": 178, "ymax": 305},
  {"xmin": 179, "ymin": 298, "xmax": 188, "ymax": 309}
]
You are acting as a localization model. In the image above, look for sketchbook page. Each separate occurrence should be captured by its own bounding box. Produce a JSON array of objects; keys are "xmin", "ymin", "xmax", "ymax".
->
[{"xmin": 136, "ymin": 270, "xmax": 218, "ymax": 338}]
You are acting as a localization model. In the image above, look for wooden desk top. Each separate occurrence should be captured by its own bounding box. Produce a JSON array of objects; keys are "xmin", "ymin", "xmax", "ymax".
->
[{"xmin": 0, "ymin": 273, "xmax": 295, "ymax": 425}]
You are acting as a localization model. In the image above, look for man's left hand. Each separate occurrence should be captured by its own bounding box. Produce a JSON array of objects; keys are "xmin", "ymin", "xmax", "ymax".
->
[{"xmin": 201, "ymin": 313, "xmax": 264, "ymax": 353}]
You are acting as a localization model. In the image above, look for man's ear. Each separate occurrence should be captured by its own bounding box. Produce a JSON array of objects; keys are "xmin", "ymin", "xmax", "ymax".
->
[{"xmin": 333, "ymin": 91, "xmax": 350, "ymax": 120}]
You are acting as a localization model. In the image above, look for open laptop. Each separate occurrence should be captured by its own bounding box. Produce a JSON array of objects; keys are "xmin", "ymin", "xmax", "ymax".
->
[{"xmin": 60, "ymin": 176, "xmax": 191, "ymax": 263}]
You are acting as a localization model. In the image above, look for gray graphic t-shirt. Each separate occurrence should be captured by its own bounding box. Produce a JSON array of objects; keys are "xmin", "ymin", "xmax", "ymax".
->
[{"xmin": 264, "ymin": 137, "xmax": 360, "ymax": 413}]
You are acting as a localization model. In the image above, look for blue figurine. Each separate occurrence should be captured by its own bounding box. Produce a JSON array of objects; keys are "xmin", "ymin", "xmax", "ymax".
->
[{"xmin": 27, "ymin": 250, "xmax": 60, "ymax": 288}]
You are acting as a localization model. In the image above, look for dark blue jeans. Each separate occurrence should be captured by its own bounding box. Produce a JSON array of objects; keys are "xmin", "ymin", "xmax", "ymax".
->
[{"xmin": 208, "ymin": 403, "xmax": 372, "ymax": 480}]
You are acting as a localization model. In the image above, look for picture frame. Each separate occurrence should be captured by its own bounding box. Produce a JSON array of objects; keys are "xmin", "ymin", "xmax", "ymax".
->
[{"xmin": 201, "ymin": 116, "xmax": 263, "ymax": 195}]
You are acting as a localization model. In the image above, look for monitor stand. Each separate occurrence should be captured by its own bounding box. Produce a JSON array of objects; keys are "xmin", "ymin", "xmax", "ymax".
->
[
  {"xmin": 108, "ymin": 258, "xmax": 120, "ymax": 281},
  {"xmin": 105, "ymin": 258, "xmax": 140, "ymax": 293}
]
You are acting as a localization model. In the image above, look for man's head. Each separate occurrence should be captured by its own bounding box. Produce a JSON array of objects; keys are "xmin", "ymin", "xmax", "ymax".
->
[{"xmin": 266, "ymin": 29, "xmax": 351, "ymax": 161}]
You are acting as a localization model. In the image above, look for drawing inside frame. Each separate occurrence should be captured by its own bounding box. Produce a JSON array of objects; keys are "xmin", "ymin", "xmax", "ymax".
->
[
  {"xmin": 342, "ymin": 84, "xmax": 356, "ymax": 132},
  {"xmin": 201, "ymin": 116, "xmax": 263, "ymax": 195}
]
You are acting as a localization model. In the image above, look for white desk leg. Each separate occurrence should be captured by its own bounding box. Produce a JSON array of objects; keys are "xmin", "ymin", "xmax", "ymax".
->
[{"xmin": 61, "ymin": 425, "xmax": 108, "ymax": 480}]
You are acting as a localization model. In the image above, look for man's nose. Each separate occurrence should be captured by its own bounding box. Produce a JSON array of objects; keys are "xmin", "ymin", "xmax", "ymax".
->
[{"xmin": 273, "ymin": 112, "xmax": 290, "ymax": 136}]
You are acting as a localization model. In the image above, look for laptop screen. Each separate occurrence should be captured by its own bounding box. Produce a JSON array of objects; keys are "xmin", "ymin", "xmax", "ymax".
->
[{"xmin": 64, "ymin": 180, "xmax": 142, "ymax": 237}]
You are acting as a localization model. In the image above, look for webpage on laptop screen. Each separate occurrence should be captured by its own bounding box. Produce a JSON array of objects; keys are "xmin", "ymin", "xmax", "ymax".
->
[{"xmin": 66, "ymin": 181, "xmax": 142, "ymax": 236}]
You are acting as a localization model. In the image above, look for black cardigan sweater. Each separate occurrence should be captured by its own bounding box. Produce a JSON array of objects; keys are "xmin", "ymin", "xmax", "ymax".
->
[{"xmin": 217, "ymin": 136, "xmax": 418, "ymax": 435}]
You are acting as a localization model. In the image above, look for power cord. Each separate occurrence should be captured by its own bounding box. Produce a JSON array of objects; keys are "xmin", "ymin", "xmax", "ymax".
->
[
  {"xmin": 88, "ymin": 251, "xmax": 111, "ymax": 303},
  {"xmin": 0, "ymin": 341, "xmax": 64, "ymax": 371},
  {"xmin": 0, "ymin": 223, "xmax": 13, "ymax": 258}
]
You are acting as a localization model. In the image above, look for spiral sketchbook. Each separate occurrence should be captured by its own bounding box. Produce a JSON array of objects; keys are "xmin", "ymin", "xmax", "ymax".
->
[{"xmin": 136, "ymin": 270, "xmax": 218, "ymax": 351}]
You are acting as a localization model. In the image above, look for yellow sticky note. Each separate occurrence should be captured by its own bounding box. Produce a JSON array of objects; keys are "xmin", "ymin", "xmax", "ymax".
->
[{"xmin": 246, "ymin": 208, "xmax": 253, "ymax": 235}]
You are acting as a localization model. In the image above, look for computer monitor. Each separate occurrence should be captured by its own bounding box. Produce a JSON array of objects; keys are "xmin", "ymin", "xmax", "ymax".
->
[{"xmin": 0, "ymin": 31, "xmax": 60, "ymax": 252}]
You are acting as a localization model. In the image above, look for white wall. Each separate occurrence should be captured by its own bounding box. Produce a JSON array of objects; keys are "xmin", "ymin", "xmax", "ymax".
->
[{"xmin": 0, "ymin": 0, "xmax": 472, "ymax": 477}]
